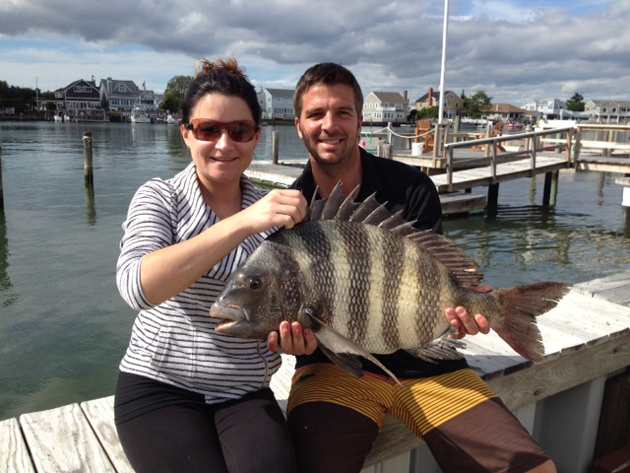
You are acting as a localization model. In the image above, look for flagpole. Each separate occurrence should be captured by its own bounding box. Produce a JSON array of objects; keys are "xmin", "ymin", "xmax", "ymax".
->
[{"xmin": 438, "ymin": 0, "xmax": 449, "ymax": 125}]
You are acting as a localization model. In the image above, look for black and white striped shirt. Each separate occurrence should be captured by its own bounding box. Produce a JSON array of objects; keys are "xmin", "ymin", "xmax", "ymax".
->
[{"xmin": 116, "ymin": 162, "xmax": 281, "ymax": 404}]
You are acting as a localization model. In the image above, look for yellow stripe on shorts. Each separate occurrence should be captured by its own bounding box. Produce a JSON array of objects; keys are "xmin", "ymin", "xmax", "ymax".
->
[
  {"xmin": 288, "ymin": 364, "xmax": 498, "ymax": 437},
  {"xmin": 394, "ymin": 369, "xmax": 498, "ymax": 436}
]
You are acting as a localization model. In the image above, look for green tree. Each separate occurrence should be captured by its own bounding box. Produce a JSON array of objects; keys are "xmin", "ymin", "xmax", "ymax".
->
[
  {"xmin": 161, "ymin": 75, "xmax": 193, "ymax": 114},
  {"xmin": 566, "ymin": 93, "xmax": 585, "ymax": 112},
  {"xmin": 416, "ymin": 105, "xmax": 439, "ymax": 120},
  {"xmin": 462, "ymin": 91, "xmax": 493, "ymax": 119}
]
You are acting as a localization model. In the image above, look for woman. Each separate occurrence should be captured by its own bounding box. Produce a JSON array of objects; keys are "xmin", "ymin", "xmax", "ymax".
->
[{"xmin": 114, "ymin": 58, "xmax": 306, "ymax": 473}]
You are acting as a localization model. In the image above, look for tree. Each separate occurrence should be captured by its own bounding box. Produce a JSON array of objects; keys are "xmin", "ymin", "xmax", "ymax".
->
[
  {"xmin": 462, "ymin": 91, "xmax": 493, "ymax": 119},
  {"xmin": 416, "ymin": 105, "xmax": 439, "ymax": 120},
  {"xmin": 161, "ymin": 75, "xmax": 193, "ymax": 114},
  {"xmin": 566, "ymin": 93, "xmax": 585, "ymax": 112}
]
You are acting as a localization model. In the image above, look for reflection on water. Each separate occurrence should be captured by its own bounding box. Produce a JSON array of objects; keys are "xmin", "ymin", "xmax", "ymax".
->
[{"xmin": 0, "ymin": 121, "xmax": 628, "ymax": 421}]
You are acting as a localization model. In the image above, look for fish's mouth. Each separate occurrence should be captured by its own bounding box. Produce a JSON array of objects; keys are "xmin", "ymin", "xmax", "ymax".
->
[{"xmin": 211, "ymin": 302, "xmax": 245, "ymax": 333}]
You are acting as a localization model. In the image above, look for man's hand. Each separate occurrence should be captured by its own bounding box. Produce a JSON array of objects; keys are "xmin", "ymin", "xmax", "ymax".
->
[
  {"xmin": 445, "ymin": 286, "xmax": 492, "ymax": 339},
  {"xmin": 267, "ymin": 321, "xmax": 318, "ymax": 356}
]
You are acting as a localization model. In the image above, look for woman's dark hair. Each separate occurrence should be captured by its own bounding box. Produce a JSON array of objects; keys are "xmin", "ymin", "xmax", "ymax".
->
[
  {"xmin": 293, "ymin": 63, "xmax": 363, "ymax": 118},
  {"xmin": 180, "ymin": 58, "xmax": 262, "ymax": 125}
]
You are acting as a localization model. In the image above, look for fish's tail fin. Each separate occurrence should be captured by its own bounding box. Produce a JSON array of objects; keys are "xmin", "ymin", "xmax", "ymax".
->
[{"xmin": 494, "ymin": 282, "xmax": 571, "ymax": 362}]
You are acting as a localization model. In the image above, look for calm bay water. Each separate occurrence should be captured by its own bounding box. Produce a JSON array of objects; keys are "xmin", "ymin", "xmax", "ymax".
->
[{"xmin": 0, "ymin": 121, "xmax": 629, "ymax": 421}]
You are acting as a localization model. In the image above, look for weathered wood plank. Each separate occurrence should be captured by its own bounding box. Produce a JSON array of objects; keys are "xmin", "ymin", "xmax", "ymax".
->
[
  {"xmin": 81, "ymin": 397, "xmax": 134, "ymax": 473},
  {"xmin": 488, "ymin": 331, "xmax": 630, "ymax": 412},
  {"xmin": 20, "ymin": 403, "xmax": 116, "ymax": 472},
  {"xmin": 0, "ymin": 418, "xmax": 35, "ymax": 473}
]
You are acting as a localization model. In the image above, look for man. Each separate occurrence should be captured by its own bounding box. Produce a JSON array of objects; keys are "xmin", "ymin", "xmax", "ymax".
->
[{"xmin": 268, "ymin": 63, "xmax": 555, "ymax": 473}]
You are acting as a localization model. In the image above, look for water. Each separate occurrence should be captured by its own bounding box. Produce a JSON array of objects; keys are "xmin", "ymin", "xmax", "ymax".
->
[{"xmin": 0, "ymin": 121, "xmax": 629, "ymax": 421}]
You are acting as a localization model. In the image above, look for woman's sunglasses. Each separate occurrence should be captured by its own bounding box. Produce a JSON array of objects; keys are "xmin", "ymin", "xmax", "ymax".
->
[{"xmin": 184, "ymin": 118, "xmax": 260, "ymax": 143}]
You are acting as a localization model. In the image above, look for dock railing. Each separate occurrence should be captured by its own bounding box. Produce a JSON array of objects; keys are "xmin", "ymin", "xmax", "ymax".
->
[{"xmin": 443, "ymin": 126, "xmax": 575, "ymax": 192}]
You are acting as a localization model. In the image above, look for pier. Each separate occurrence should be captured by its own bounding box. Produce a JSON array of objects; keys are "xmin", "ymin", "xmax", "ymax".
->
[
  {"xmin": 247, "ymin": 123, "xmax": 630, "ymax": 215},
  {"xmin": 2, "ymin": 272, "xmax": 630, "ymax": 473}
]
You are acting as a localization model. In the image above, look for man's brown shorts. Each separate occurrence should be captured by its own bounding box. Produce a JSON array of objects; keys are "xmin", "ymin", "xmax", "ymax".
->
[{"xmin": 288, "ymin": 364, "xmax": 550, "ymax": 472}]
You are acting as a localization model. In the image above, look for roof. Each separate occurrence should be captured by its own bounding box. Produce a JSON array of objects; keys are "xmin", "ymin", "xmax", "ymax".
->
[
  {"xmin": 263, "ymin": 88, "xmax": 294, "ymax": 98},
  {"xmin": 415, "ymin": 90, "xmax": 459, "ymax": 103},
  {"xmin": 491, "ymin": 103, "xmax": 527, "ymax": 113},
  {"xmin": 368, "ymin": 91, "xmax": 405, "ymax": 103}
]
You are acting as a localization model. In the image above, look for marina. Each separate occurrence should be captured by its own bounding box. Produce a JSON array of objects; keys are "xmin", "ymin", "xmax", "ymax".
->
[{"xmin": 2, "ymin": 272, "xmax": 629, "ymax": 472}]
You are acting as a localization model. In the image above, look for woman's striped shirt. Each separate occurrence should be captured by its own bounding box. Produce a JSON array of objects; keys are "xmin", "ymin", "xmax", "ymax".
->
[{"xmin": 116, "ymin": 162, "xmax": 282, "ymax": 404}]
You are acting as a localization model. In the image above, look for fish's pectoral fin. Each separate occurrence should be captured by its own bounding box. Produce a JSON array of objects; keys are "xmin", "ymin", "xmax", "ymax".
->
[
  {"xmin": 406, "ymin": 336, "xmax": 466, "ymax": 363},
  {"xmin": 318, "ymin": 345, "xmax": 364, "ymax": 378},
  {"xmin": 303, "ymin": 309, "xmax": 402, "ymax": 386}
]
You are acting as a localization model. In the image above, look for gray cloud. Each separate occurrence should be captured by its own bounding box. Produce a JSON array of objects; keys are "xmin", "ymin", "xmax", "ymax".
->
[{"xmin": 1, "ymin": 0, "xmax": 628, "ymax": 104}]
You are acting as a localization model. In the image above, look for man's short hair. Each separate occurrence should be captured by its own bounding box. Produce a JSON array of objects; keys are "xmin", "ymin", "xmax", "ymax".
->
[{"xmin": 293, "ymin": 63, "xmax": 363, "ymax": 118}]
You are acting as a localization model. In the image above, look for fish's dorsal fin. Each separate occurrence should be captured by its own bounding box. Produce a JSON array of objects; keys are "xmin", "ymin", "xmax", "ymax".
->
[{"xmin": 308, "ymin": 181, "xmax": 484, "ymax": 287}]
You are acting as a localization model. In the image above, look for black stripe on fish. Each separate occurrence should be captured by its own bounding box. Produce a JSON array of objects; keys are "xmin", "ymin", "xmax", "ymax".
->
[
  {"xmin": 382, "ymin": 232, "xmax": 403, "ymax": 351},
  {"xmin": 300, "ymin": 222, "xmax": 336, "ymax": 324},
  {"xmin": 340, "ymin": 222, "xmax": 370, "ymax": 344}
]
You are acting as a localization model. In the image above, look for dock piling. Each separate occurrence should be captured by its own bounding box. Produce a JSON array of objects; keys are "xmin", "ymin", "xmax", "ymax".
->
[
  {"xmin": 0, "ymin": 143, "xmax": 4, "ymax": 211},
  {"xmin": 83, "ymin": 132, "xmax": 94, "ymax": 187},
  {"xmin": 271, "ymin": 131, "xmax": 280, "ymax": 164}
]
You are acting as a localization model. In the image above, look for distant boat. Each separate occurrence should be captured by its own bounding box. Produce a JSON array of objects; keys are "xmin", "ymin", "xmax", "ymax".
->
[
  {"xmin": 53, "ymin": 112, "xmax": 70, "ymax": 122},
  {"xmin": 534, "ymin": 118, "xmax": 577, "ymax": 132},
  {"xmin": 505, "ymin": 121, "xmax": 523, "ymax": 130},
  {"xmin": 130, "ymin": 106, "xmax": 151, "ymax": 123}
]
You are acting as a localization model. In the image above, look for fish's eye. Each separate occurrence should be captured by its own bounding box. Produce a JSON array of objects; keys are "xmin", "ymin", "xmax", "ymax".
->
[{"xmin": 249, "ymin": 277, "xmax": 263, "ymax": 290}]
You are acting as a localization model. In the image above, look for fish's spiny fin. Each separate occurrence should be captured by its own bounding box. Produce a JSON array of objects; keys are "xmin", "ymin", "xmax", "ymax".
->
[
  {"xmin": 494, "ymin": 282, "xmax": 571, "ymax": 362},
  {"xmin": 318, "ymin": 345, "xmax": 364, "ymax": 378},
  {"xmin": 334, "ymin": 184, "xmax": 361, "ymax": 221},
  {"xmin": 321, "ymin": 181, "xmax": 348, "ymax": 220},
  {"xmin": 350, "ymin": 193, "xmax": 382, "ymax": 222},
  {"xmin": 409, "ymin": 230, "xmax": 484, "ymax": 287},
  {"xmin": 406, "ymin": 335, "xmax": 466, "ymax": 363},
  {"xmin": 303, "ymin": 309, "xmax": 402, "ymax": 385},
  {"xmin": 308, "ymin": 185, "xmax": 324, "ymax": 221}
]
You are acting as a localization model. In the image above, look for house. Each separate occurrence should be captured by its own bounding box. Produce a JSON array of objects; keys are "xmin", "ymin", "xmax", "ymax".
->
[
  {"xmin": 414, "ymin": 89, "xmax": 463, "ymax": 120},
  {"xmin": 257, "ymin": 88, "xmax": 295, "ymax": 120},
  {"xmin": 487, "ymin": 103, "xmax": 528, "ymax": 122},
  {"xmin": 99, "ymin": 78, "xmax": 141, "ymax": 115},
  {"xmin": 521, "ymin": 99, "xmax": 567, "ymax": 119},
  {"xmin": 53, "ymin": 79, "xmax": 104, "ymax": 120},
  {"xmin": 585, "ymin": 100, "xmax": 630, "ymax": 124},
  {"xmin": 363, "ymin": 91, "xmax": 408, "ymax": 124}
]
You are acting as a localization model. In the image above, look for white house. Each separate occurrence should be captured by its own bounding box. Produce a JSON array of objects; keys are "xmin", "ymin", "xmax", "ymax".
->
[
  {"xmin": 521, "ymin": 99, "xmax": 568, "ymax": 119},
  {"xmin": 363, "ymin": 91, "xmax": 408, "ymax": 124},
  {"xmin": 257, "ymin": 88, "xmax": 295, "ymax": 120},
  {"xmin": 585, "ymin": 100, "xmax": 630, "ymax": 123}
]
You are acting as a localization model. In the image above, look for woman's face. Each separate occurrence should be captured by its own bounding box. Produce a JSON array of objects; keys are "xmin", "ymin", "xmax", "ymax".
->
[{"xmin": 181, "ymin": 93, "xmax": 261, "ymax": 190}]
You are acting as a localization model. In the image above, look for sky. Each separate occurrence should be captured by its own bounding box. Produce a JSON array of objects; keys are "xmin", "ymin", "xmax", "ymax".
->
[{"xmin": 1, "ymin": 0, "xmax": 628, "ymax": 106}]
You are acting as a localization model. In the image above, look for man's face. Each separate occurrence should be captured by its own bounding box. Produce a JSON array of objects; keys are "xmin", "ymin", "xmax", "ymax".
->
[{"xmin": 295, "ymin": 83, "xmax": 362, "ymax": 168}]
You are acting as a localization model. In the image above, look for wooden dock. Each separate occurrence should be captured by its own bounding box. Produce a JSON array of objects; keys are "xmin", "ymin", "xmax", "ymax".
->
[{"xmin": 2, "ymin": 272, "xmax": 629, "ymax": 473}]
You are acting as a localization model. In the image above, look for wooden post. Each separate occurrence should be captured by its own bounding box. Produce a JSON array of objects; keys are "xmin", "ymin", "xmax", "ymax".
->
[
  {"xmin": 574, "ymin": 127, "xmax": 582, "ymax": 170},
  {"xmin": 487, "ymin": 183, "xmax": 499, "ymax": 216},
  {"xmin": 271, "ymin": 131, "xmax": 280, "ymax": 164},
  {"xmin": 543, "ymin": 172, "xmax": 553, "ymax": 206},
  {"xmin": 0, "ymin": 143, "xmax": 4, "ymax": 211},
  {"xmin": 83, "ymin": 132, "xmax": 94, "ymax": 187}
]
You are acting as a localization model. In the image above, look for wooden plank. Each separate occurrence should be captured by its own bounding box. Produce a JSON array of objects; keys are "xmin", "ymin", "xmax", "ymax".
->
[
  {"xmin": 20, "ymin": 403, "xmax": 116, "ymax": 472},
  {"xmin": 488, "ymin": 331, "xmax": 630, "ymax": 412},
  {"xmin": 0, "ymin": 418, "xmax": 35, "ymax": 473},
  {"xmin": 81, "ymin": 397, "xmax": 134, "ymax": 473}
]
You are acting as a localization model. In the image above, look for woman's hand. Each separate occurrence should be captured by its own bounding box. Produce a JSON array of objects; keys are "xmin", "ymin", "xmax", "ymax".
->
[
  {"xmin": 239, "ymin": 189, "xmax": 307, "ymax": 234},
  {"xmin": 268, "ymin": 321, "xmax": 318, "ymax": 356}
]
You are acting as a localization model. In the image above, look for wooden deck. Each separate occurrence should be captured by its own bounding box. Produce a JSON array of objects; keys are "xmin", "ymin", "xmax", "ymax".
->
[
  {"xmin": 245, "ymin": 160, "xmax": 488, "ymax": 215},
  {"xmin": 2, "ymin": 272, "xmax": 630, "ymax": 472}
]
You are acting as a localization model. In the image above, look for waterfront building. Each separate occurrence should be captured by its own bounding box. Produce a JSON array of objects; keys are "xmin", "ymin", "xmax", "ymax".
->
[
  {"xmin": 257, "ymin": 88, "xmax": 295, "ymax": 121},
  {"xmin": 585, "ymin": 100, "xmax": 630, "ymax": 124},
  {"xmin": 521, "ymin": 98, "xmax": 568, "ymax": 119},
  {"xmin": 98, "ymin": 78, "xmax": 142, "ymax": 116},
  {"xmin": 414, "ymin": 89, "xmax": 463, "ymax": 120},
  {"xmin": 487, "ymin": 103, "xmax": 529, "ymax": 122},
  {"xmin": 52, "ymin": 79, "xmax": 103, "ymax": 120},
  {"xmin": 363, "ymin": 91, "xmax": 408, "ymax": 124}
]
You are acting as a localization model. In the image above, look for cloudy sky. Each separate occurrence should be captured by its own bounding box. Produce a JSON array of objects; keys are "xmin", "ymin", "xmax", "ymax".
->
[{"xmin": 1, "ymin": 0, "xmax": 628, "ymax": 106}]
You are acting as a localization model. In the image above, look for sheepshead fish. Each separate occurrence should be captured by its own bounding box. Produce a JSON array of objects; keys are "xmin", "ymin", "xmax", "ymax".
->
[{"xmin": 211, "ymin": 182, "xmax": 570, "ymax": 382}]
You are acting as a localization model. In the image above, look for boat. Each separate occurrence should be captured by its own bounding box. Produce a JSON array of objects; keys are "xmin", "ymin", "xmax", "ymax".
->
[
  {"xmin": 130, "ymin": 107, "xmax": 151, "ymax": 123},
  {"xmin": 505, "ymin": 121, "xmax": 523, "ymax": 131},
  {"xmin": 53, "ymin": 112, "xmax": 70, "ymax": 122}
]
